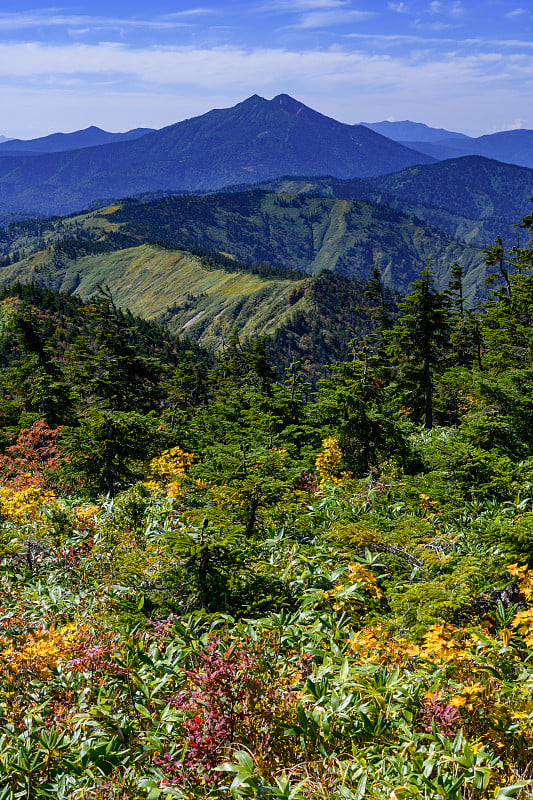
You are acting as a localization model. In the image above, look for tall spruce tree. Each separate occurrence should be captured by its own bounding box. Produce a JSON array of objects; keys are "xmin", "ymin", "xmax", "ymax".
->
[{"xmin": 387, "ymin": 268, "xmax": 451, "ymax": 429}]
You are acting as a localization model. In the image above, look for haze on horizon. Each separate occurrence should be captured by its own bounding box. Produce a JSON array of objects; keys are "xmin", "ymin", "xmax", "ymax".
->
[{"xmin": 1, "ymin": 0, "xmax": 531, "ymax": 139}]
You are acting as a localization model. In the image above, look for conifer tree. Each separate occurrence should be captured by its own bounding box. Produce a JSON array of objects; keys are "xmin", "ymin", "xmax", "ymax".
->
[
  {"xmin": 1, "ymin": 301, "xmax": 74, "ymax": 427},
  {"xmin": 387, "ymin": 268, "xmax": 451, "ymax": 429},
  {"xmin": 447, "ymin": 263, "xmax": 483, "ymax": 370},
  {"xmin": 481, "ymin": 216, "xmax": 533, "ymax": 368},
  {"xmin": 60, "ymin": 288, "xmax": 164, "ymax": 496}
]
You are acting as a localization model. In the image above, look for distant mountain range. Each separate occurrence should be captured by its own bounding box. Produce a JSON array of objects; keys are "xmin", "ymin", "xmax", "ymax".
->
[
  {"xmin": 0, "ymin": 126, "xmax": 154, "ymax": 156},
  {"xmin": 361, "ymin": 120, "xmax": 471, "ymax": 144},
  {"xmin": 361, "ymin": 119, "xmax": 533, "ymax": 168},
  {"xmin": 0, "ymin": 94, "xmax": 529, "ymax": 318},
  {"xmin": 0, "ymin": 94, "xmax": 438, "ymax": 220},
  {"xmin": 0, "ymin": 94, "xmax": 531, "ymax": 226}
]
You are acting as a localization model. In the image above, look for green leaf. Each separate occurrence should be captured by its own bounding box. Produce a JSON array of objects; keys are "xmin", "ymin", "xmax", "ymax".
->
[{"xmin": 495, "ymin": 782, "xmax": 531, "ymax": 798}]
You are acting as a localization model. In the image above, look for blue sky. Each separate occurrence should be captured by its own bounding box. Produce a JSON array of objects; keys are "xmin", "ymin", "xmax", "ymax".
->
[{"xmin": 0, "ymin": 0, "xmax": 532, "ymax": 138}]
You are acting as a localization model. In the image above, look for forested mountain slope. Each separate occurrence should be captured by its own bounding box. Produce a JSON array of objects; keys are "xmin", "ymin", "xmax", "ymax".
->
[
  {"xmin": 0, "ymin": 191, "xmax": 484, "ymax": 301},
  {"xmin": 253, "ymin": 156, "xmax": 533, "ymax": 247}
]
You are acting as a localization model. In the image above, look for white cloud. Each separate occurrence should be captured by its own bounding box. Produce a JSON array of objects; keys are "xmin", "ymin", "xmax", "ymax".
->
[
  {"xmin": 496, "ymin": 118, "xmax": 525, "ymax": 130},
  {"xmin": 0, "ymin": 10, "xmax": 210, "ymax": 32},
  {"xmin": 345, "ymin": 31, "xmax": 459, "ymax": 42},
  {"xmin": 505, "ymin": 7, "xmax": 527, "ymax": 18},
  {"xmin": 258, "ymin": 0, "xmax": 349, "ymax": 10},
  {"xmin": 426, "ymin": 0, "xmax": 464, "ymax": 17},
  {"xmin": 449, "ymin": 2, "xmax": 465, "ymax": 18},
  {"xmin": 0, "ymin": 40, "xmax": 530, "ymax": 90},
  {"xmin": 256, "ymin": 0, "xmax": 374, "ymax": 28},
  {"xmin": 296, "ymin": 9, "xmax": 376, "ymax": 27},
  {"xmin": 0, "ymin": 41, "xmax": 532, "ymax": 137},
  {"xmin": 388, "ymin": 2, "xmax": 409, "ymax": 12},
  {"xmin": 159, "ymin": 9, "xmax": 215, "ymax": 18}
]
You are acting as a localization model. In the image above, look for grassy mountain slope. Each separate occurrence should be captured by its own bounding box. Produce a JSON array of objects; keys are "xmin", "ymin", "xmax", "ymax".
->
[
  {"xmin": 0, "ymin": 242, "xmax": 386, "ymax": 373},
  {"xmin": 0, "ymin": 243, "xmax": 300, "ymax": 343},
  {"xmin": 0, "ymin": 94, "xmax": 434, "ymax": 220},
  {"xmin": 0, "ymin": 190, "xmax": 484, "ymax": 300}
]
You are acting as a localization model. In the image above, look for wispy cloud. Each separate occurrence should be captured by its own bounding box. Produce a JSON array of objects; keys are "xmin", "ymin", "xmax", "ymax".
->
[
  {"xmin": 296, "ymin": 8, "xmax": 376, "ymax": 27},
  {"xmin": 0, "ymin": 10, "xmax": 212, "ymax": 32},
  {"xmin": 505, "ymin": 7, "xmax": 527, "ymax": 18},
  {"xmin": 159, "ymin": 9, "xmax": 214, "ymax": 18},
  {"xmin": 498, "ymin": 118, "xmax": 525, "ymax": 130},
  {"xmin": 256, "ymin": 0, "xmax": 374, "ymax": 27},
  {"xmin": 344, "ymin": 32, "xmax": 533, "ymax": 48},
  {"xmin": 258, "ymin": 0, "xmax": 349, "ymax": 10},
  {"xmin": 427, "ymin": 0, "xmax": 464, "ymax": 17},
  {"xmin": 449, "ymin": 1, "xmax": 465, "ymax": 18},
  {"xmin": 0, "ymin": 40, "xmax": 530, "ymax": 91}
]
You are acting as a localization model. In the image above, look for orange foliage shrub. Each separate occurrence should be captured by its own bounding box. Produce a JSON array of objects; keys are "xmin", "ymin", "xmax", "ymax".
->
[{"xmin": 0, "ymin": 420, "xmax": 62, "ymax": 490}]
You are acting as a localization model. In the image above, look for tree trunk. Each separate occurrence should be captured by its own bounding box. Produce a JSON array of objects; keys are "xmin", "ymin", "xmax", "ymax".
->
[{"xmin": 423, "ymin": 353, "xmax": 433, "ymax": 429}]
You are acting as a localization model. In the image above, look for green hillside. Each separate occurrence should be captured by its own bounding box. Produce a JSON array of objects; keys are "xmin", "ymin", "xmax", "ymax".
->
[
  {"xmin": 0, "ymin": 243, "xmax": 303, "ymax": 345},
  {"xmin": 108, "ymin": 193, "xmax": 483, "ymax": 296},
  {"xmin": 0, "ymin": 190, "xmax": 485, "ymax": 301},
  {"xmin": 254, "ymin": 174, "xmax": 506, "ymax": 245},
  {"xmin": 0, "ymin": 242, "xmax": 391, "ymax": 375}
]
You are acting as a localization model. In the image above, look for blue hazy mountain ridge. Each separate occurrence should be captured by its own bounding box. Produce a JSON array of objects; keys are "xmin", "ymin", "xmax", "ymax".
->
[
  {"xmin": 363, "ymin": 120, "xmax": 533, "ymax": 169},
  {"xmin": 361, "ymin": 120, "xmax": 472, "ymax": 143},
  {"xmin": 0, "ymin": 94, "xmax": 436, "ymax": 219},
  {"xmin": 369, "ymin": 156, "xmax": 533, "ymax": 222},
  {"xmin": 0, "ymin": 126, "xmax": 155, "ymax": 156}
]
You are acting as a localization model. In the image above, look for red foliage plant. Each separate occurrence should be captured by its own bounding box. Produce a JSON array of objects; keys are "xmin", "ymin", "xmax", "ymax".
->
[
  {"xmin": 417, "ymin": 694, "xmax": 461, "ymax": 735},
  {"xmin": 154, "ymin": 635, "xmax": 300, "ymax": 788},
  {"xmin": 0, "ymin": 420, "xmax": 62, "ymax": 490},
  {"xmin": 155, "ymin": 638, "xmax": 255, "ymax": 787}
]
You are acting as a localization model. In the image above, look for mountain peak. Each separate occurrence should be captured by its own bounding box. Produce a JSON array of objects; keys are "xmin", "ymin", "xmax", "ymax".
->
[
  {"xmin": 272, "ymin": 94, "xmax": 307, "ymax": 115},
  {"xmin": 240, "ymin": 94, "xmax": 265, "ymax": 105}
]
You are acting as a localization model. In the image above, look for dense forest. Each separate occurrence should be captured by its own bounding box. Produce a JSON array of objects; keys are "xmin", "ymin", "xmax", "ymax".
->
[{"xmin": 2, "ymin": 207, "xmax": 533, "ymax": 799}]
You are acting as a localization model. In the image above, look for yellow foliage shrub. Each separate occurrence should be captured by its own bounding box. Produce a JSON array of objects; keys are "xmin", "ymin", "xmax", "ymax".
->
[
  {"xmin": 1, "ymin": 623, "xmax": 80, "ymax": 680},
  {"xmin": 347, "ymin": 624, "xmax": 419, "ymax": 664},
  {"xmin": 0, "ymin": 484, "xmax": 56, "ymax": 525},
  {"xmin": 145, "ymin": 446, "xmax": 193, "ymax": 497},
  {"xmin": 315, "ymin": 437, "xmax": 343, "ymax": 484},
  {"xmin": 507, "ymin": 562, "xmax": 533, "ymax": 600},
  {"xmin": 420, "ymin": 623, "xmax": 476, "ymax": 663}
]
